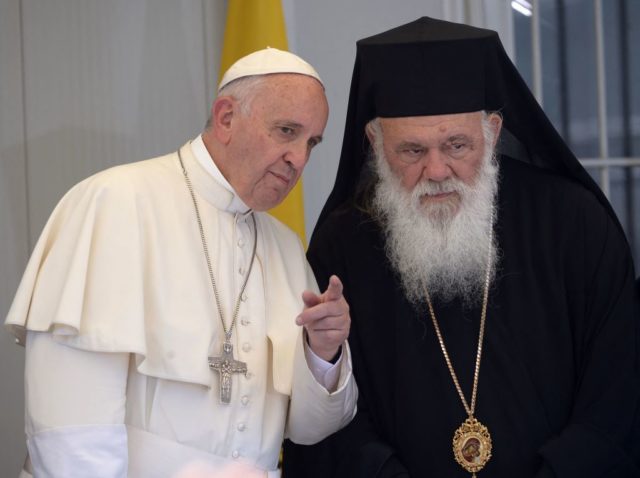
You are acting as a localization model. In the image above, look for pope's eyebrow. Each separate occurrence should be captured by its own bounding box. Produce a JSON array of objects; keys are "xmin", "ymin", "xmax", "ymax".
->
[
  {"xmin": 274, "ymin": 120, "xmax": 323, "ymax": 144},
  {"xmin": 274, "ymin": 120, "xmax": 302, "ymax": 129}
]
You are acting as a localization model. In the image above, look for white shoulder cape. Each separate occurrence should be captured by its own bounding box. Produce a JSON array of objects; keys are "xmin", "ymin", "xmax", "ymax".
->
[{"xmin": 5, "ymin": 144, "xmax": 317, "ymax": 395}]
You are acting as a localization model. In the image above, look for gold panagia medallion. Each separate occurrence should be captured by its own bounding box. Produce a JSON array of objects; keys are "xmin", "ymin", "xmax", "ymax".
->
[{"xmin": 453, "ymin": 417, "xmax": 492, "ymax": 474}]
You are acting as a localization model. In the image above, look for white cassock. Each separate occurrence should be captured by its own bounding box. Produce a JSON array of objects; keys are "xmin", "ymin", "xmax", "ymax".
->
[{"xmin": 5, "ymin": 136, "xmax": 358, "ymax": 478}]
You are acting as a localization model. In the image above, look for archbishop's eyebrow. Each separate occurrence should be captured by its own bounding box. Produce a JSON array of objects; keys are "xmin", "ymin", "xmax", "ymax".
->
[
  {"xmin": 446, "ymin": 133, "xmax": 473, "ymax": 143},
  {"xmin": 395, "ymin": 141, "xmax": 425, "ymax": 150}
]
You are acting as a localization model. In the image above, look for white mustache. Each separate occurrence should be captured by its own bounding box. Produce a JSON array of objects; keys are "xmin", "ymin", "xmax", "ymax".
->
[{"xmin": 411, "ymin": 178, "xmax": 465, "ymax": 200}]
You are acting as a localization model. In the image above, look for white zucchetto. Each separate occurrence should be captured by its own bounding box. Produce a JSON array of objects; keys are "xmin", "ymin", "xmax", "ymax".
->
[{"xmin": 218, "ymin": 47, "xmax": 323, "ymax": 92}]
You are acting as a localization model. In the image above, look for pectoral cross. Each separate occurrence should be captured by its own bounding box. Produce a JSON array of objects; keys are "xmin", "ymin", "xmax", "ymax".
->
[{"xmin": 208, "ymin": 341, "xmax": 247, "ymax": 404}]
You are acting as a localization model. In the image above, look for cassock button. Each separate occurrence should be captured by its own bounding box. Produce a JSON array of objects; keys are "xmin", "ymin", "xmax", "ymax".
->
[
  {"xmin": 241, "ymin": 293, "xmax": 248, "ymax": 302},
  {"xmin": 237, "ymin": 238, "xmax": 245, "ymax": 247},
  {"xmin": 241, "ymin": 395, "xmax": 250, "ymax": 405},
  {"xmin": 242, "ymin": 343, "xmax": 251, "ymax": 352},
  {"xmin": 241, "ymin": 317, "xmax": 250, "ymax": 326},
  {"xmin": 237, "ymin": 422, "xmax": 246, "ymax": 431},
  {"xmin": 238, "ymin": 267, "xmax": 244, "ymax": 275},
  {"xmin": 232, "ymin": 450, "xmax": 240, "ymax": 459}
]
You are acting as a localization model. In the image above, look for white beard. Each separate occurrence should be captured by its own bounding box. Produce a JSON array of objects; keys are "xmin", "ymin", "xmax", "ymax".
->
[{"xmin": 371, "ymin": 137, "xmax": 499, "ymax": 307}]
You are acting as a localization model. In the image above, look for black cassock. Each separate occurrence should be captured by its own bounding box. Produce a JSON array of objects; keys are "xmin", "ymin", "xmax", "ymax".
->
[{"xmin": 284, "ymin": 156, "xmax": 640, "ymax": 477}]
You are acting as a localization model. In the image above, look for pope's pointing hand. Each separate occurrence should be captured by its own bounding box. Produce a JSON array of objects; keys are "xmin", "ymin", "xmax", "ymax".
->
[{"xmin": 296, "ymin": 275, "xmax": 350, "ymax": 362}]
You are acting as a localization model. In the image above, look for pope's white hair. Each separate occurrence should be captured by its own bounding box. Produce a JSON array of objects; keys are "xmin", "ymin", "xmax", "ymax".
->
[
  {"xmin": 368, "ymin": 112, "xmax": 501, "ymax": 306},
  {"xmin": 218, "ymin": 75, "xmax": 268, "ymax": 114},
  {"xmin": 205, "ymin": 76, "xmax": 267, "ymax": 129}
]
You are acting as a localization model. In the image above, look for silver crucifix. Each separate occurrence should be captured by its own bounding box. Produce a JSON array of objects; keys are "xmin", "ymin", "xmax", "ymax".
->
[{"xmin": 208, "ymin": 341, "xmax": 248, "ymax": 404}]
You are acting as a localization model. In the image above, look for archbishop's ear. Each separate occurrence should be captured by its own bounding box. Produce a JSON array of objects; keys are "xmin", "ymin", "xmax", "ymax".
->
[
  {"xmin": 365, "ymin": 120, "xmax": 379, "ymax": 150},
  {"xmin": 488, "ymin": 113, "xmax": 503, "ymax": 148},
  {"xmin": 209, "ymin": 96, "xmax": 237, "ymax": 145}
]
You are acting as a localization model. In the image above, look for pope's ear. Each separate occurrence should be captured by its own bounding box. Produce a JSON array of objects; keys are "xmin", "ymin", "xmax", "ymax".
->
[{"xmin": 210, "ymin": 96, "xmax": 236, "ymax": 144}]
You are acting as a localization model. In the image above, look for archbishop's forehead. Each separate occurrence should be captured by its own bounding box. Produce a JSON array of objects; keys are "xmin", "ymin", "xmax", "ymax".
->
[
  {"xmin": 379, "ymin": 111, "xmax": 485, "ymax": 126},
  {"xmin": 378, "ymin": 112, "xmax": 485, "ymax": 139}
]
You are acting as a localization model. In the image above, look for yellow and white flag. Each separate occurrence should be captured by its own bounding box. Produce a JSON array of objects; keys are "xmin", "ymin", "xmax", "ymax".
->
[{"xmin": 220, "ymin": 0, "xmax": 307, "ymax": 245}]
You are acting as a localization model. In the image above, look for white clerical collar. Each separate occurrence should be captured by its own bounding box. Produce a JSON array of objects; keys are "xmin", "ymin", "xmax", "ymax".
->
[{"xmin": 191, "ymin": 134, "xmax": 251, "ymax": 215}]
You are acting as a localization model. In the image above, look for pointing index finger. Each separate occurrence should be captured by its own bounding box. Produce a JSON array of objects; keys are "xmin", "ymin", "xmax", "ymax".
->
[{"xmin": 325, "ymin": 275, "xmax": 343, "ymax": 301}]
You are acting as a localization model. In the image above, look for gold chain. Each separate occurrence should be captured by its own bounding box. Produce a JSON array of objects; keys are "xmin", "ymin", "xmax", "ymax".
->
[{"xmin": 425, "ymin": 227, "xmax": 493, "ymax": 417}]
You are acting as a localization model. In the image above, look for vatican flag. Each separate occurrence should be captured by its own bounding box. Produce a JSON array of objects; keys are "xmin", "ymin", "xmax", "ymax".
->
[{"xmin": 220, "ymin": 0, "xmax": 307, "ymax": 245}]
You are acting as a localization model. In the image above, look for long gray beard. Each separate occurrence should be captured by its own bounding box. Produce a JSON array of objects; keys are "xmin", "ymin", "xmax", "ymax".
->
[{"xmin": 371, "ymin": 142, "xmax": 499, "ymax": 307}]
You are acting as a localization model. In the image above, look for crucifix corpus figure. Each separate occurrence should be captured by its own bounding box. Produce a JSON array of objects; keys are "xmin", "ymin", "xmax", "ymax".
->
[{"xmin": 208, "ymin": 342, "xmax": 248, "ymax": 403}]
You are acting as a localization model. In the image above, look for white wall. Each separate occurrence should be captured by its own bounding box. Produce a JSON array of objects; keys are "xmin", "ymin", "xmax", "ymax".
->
[
  {"xmin": 0, "ymin": 0, "xmax": 29, "ymax": 473},
  {"xmin": 0, "ymin": 0, "xmax": 512, "ymax": 474},
  {"xmin": 0, "ymin": 0, "xmax": 225, "ymax": 473}
]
